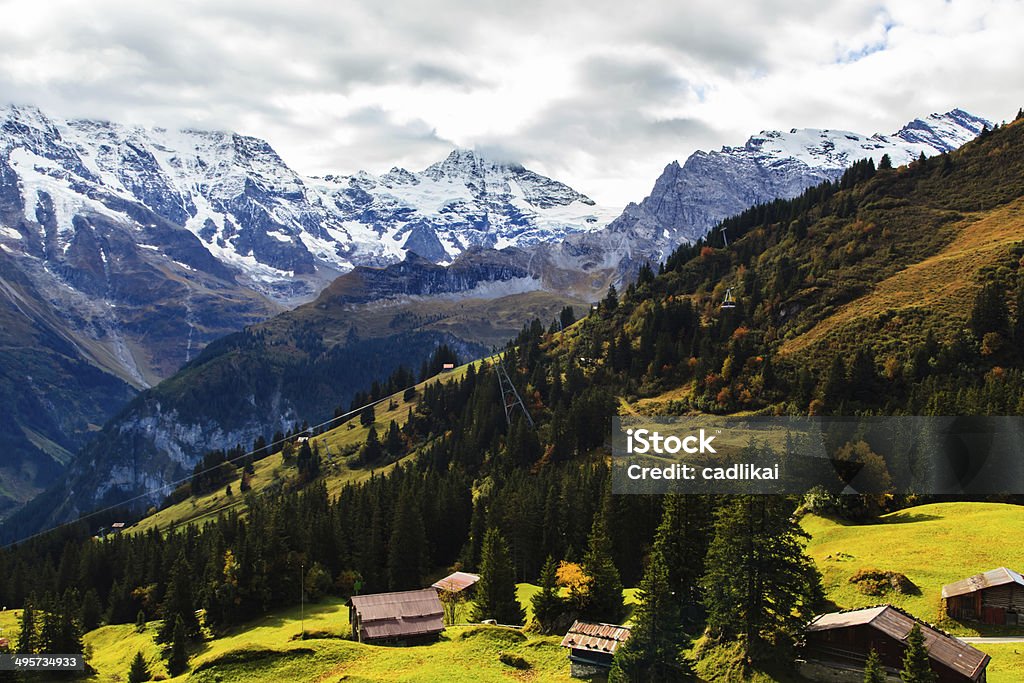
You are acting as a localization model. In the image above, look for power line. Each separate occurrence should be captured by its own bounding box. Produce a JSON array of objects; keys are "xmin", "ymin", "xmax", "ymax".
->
[{"xmin": 2, "ymin": 368, "xmax": 470, "ymax": 550}]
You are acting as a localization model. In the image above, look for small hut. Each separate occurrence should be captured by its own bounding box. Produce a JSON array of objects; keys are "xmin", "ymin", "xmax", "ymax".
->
[
  {"xmin": 559, "ymin": 620, "xmax": 631, "ymax": 678},
  {"xmin": 942, "ymin": 567, "xmax": 1024, "ymax": 625},
  {"xmin": 803, "ymin": 605, "xmax": 989, "ymax": 683},
  {"xmin": 348, "ymin": 588, "xmax": 444, "ymax": 644},
  {"xmin": 431, "ymin": 571, "xmax": 480, "ymax": 596}
]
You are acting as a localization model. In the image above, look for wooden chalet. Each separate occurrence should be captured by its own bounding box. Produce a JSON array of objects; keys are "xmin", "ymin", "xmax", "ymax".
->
[
  {"xmin": 431, "ymin": 571, "xmax": 480, "ymax": 595},
  {"xmin": 942, "ymin": 567, "xmax": 1024, "ymax": 626},
  {"xmin": 803, "ymin": 605, "xmax": 989, "ymax": 683},
  {"xmin": 559, "ymin": 620, "xmax": 631, "ymax": 678},
  {"xmin": 348, "ymin": 588, "xmax": 445, "ymax": 644}
]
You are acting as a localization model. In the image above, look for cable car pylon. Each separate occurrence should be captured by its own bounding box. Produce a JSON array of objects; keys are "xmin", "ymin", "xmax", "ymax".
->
[
  {"xmin": 721, "ymin": 287, "xmax": 736, "ymax": 309},
  {"xmin": 495, "ymin": 357, "xmax": 535, "ymax": 429}
]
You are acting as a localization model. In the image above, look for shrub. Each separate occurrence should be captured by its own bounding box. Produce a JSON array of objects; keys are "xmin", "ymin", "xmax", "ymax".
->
[{"xmin": 849, "ymin": 568, "xmax": 917, "ymax": 596}]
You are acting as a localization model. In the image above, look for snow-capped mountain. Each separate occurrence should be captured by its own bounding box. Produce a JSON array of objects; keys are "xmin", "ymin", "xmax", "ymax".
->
[
  {"xmin": 599, "ymin": 109, "xmax": 992, "ymax": 260},
  {"xmin": 309, "ymin": 149, "xmax": 617, "ymax": 264},
  {"xmin": 0, "ymin": 105, "xmax": 615, "ymax": 302}
]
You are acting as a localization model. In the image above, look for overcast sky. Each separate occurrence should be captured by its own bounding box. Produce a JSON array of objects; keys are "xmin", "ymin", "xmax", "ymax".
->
[{"xmin": 2, "ymin": 0, "xmax": 1022, "ymax": 206}]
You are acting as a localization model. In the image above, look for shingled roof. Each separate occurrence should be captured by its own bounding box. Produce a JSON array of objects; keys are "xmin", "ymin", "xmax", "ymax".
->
[
  {"xmin": 349, "ymin": 588, "xmax": 444, "ymax": 641},
  {"xmin": 560, "ymin": 620, "xmax": 631, "ymax": 655},
  {"xmin": 942, "ymin": 567, "xmax": 1024, "ymax": 599},
  {"xmin": 431, "ymin": 571, "xmax": 480, "ymax": 593},
  {"xmin": 807, "ymin": 605, "xmax": 990, "ymax": 681}
]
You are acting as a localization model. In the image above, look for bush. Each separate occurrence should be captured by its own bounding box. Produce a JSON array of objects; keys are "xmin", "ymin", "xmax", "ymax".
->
[{"xmin": 849, "ymin": 568, "xmax": 917, "ymax": 596}]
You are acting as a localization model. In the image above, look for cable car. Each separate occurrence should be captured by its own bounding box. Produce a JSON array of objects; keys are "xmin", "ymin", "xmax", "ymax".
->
[{"xmin": 721, "ymin": 287, "xmax": 736, "ymax": 309}]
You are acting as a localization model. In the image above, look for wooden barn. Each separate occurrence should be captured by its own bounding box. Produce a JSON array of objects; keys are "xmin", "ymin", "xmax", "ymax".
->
[
  {"xmin": 431, "ymin": 571, "xmax": 480, "ymax": 596},
  {"xmin": 348, "ymin": 588, "xmax": 445, "ymax": 644},
  {"xmin": 559, "ymin": 620, "xmax": 631, "ymax": 678},
  {"xmin": 942, "ymin": 567, "xmax": 1024, "ymax": 626},
  {"xmin": 803, "ymin": 605, "xmax": 989, "ymax": 683}
]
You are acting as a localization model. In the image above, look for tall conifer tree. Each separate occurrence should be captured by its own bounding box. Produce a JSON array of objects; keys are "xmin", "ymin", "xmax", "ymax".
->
[{"xmin": 471, "ymin": 528, "xmax": 525, "ymax": 625}]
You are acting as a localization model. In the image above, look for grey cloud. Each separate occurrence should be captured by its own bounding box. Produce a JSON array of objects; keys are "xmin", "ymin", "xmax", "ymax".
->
[
  {"xmin": 0, "ymin": 0, "xmax": 1020, "ymax": 206},
  {"xmin": 579, "ymin": 55, "xmax": 691, "ymax": 101}
]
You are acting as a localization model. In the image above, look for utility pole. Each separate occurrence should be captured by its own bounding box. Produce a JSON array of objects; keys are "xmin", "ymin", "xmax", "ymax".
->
[{"xmin": 300, "ymin": 562, "xmax": 305, "ymax": 640}]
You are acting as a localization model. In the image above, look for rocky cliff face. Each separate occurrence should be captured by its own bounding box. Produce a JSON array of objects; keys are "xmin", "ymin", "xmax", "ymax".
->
[
  {"xmin": 0, "ymin": 106, "xmax": 614, "ymax": 515},
  {"xmin": 595, "ymin": 109, "xmax": 992, "ymax": 263}
]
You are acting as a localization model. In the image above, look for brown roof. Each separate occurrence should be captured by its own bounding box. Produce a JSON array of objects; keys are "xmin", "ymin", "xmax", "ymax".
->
[
  {"xmin": 560, "ymin": 620, "xmax": 631, "ymax": 655},
  {"xmin": 942, "ymin": 567, "xmax": 1024, "ymax": 599},
  {"xmin": 432, "ymin": 571, "xmax": 480, "ymax": 593},
  {"xmin": 808, "ymin": 605, "xmax": 990, "ymax": 681},
  {"xmin": 349, "ymin": 589, "xmax": 444, "ymax": 640}
]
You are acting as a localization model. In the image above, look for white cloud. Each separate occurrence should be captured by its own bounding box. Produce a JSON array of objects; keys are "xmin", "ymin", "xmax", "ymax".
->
[{"xmin": 0, "ymin": 0, "xmax": 1021, "ymax": 206}]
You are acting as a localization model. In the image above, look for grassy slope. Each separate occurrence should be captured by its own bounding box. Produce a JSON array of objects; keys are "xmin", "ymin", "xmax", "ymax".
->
[
  {"xmin": 980, "ymin": 643, "xmax": 1024, "ymax": 683},
  {"xmin": 74, "ymin": 587, "xmax": 619, "ymax": 682},
  {"xmin": 803, "ymin": 502, "xmax": 1024, "ymax": 636},
  {"xmin": 781, "ymin": 195, "xmax": 1024, "ymax": 358},
  {"xmin": 130, "ymin": 359, "xmax": 486, "ymax": 535},
  {"xmin": 6, "ymin": 503, "xmax": 1020, "ymax": 681}
]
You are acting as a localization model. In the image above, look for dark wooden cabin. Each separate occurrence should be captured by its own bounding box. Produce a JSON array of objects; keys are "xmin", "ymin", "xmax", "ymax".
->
[
  {"xmin": 803, "ymin": 605, "xmax": 989, "ymax": 683},
  {"xmin": 348, "ymin": 588, "xmax": 445, "ymax": 644},
  {"xmin": 559, "ymin": 620, "xmax": 631, "ymax": 678},
  {"xmin": 943, "ymin": 567, "xmax": 1024, "ymax": 626}
]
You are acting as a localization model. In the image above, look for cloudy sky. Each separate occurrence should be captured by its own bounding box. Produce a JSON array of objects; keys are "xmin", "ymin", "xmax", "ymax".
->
[{"xmin": 1, "ymin": 0, "xmax": 1022, "ymax": 206}]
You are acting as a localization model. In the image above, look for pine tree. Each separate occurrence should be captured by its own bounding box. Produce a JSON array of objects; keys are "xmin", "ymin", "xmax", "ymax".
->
[
  {"xmin": 387, "ymin": 494, "xmax": 426, "ymax": 591},
  {"xmin": 384, "ymin": 420, "xmax": 404, "ymax": 457},
  {"xmin": 17, "ymin": 600, "xmax": 36, "ymax": 654},
  {"xmin": 559, "ymin": 306, "xmax": 576, "ymax": 330},
  {"xmin": 609, "ymin": 550, "xmax": 693, "ymax": 682},
  {"xmin": 820, "ymin": 355, "xmax": 847, "ymax": 410},
  {"xmin": 701, "ymin": 496, "xmax": 823, "ymax": 664},
  {"xmin": 159, "ymin": 553, "xmax": 199, "ymax": 642},
  {"xmin": 582, "ymin": 516, "xmax": 625, "ymax": 623},
  {"xmin": 878, "ymin": 153, "xmax": 893, "ymax": 170},
  {"xmin": 847, "ymin": 348, "xmax": 877, "ymax": 403},
  {"xmin": 471, "ymin": 528, "xmax": 525, "ymax": 625},
  {"xmin": 864, "ymin": 647, "xmax": 886, "ymax": 683},
  {"xmin": 530, "ymin": 556, "xmax": 565, "ymax": 634},
  {"xmin": 135, "ymin": 609, "xmax": 147, "ymax": 633},
  {"xmin": 1013, "ymin": 280, "xmax": 1024, "ymax": 347},
  {"xmin": 168, "ymin": 615, "xmax": 188, "ymax": 676},
  {"xmin": 359, "ymin": 426, "xmax": 383, "ymax": 464},
  {"xmin": 970, "ymin": 281, "xmax": 1009, "ymax": 340},
  {"xmin": 36, "ymin": 590, "xmax": 83, "ymax": 656},
  {"xmin": 603, "ymin": 285, "xmax": 619, "ymax": 312},
  {"xmin": 360, "ymin": 404, "xmax": 376, "ymax": 427},
  {"xmin": 900, "ymin": 624, "xmax": 937, "ymax": 683},
  {"xmin": 80, "ymin": 588, "xmax": 103, "ymax": 631},
  {"xmin": 653, "ymin": 495, "xmax": 712, "ymax": 623},
  {"xmin": 127, "ymin": 650, "xmax": 151, "ymax": 683}
]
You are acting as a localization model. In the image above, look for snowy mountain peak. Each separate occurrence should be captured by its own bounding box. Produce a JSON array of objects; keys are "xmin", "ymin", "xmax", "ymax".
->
[
  {"xmin": 894, "ymin": 108, "xmax": 991, "ymax": 151},
  {"xmin": 705, "ymin": 108, "xmax": 992, "ymax": 178},
  {"xmin": 0, "ymin": 108, "xmax": 617, "ymax": 303},
  {"xmin": 600, "ymin": 108, "xmax": 993, "ymax": 261}
]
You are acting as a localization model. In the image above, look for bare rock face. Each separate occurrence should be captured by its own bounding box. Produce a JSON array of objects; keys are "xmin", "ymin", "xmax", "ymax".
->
[{"xmin": 557, "ymin": 109, "xmax": 992, "ymax": 283}]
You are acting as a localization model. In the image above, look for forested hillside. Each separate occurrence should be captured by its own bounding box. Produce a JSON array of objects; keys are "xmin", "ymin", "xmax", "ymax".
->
[{"xmin": 2, "ymin": 115, "xmax": 1023, "ymax": 681}]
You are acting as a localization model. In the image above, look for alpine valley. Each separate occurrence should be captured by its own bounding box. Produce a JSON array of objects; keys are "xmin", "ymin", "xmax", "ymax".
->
[
  {"xmin": 1, "ymin": 107, "xmax": 1022, "ymax": 683},
  {"xmin": 0, "ymin": 105, "xmax": 990, "ymax": 527}
]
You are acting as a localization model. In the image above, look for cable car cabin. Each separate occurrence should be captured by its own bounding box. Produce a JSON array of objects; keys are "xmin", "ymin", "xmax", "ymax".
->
[
  {"xmin": 720, "ymin": 287, "xmax": 736, "ymax": 309},
  {"xmin": 943, "ymin": 568, "xmax": 1024, "ymax": 626}
]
